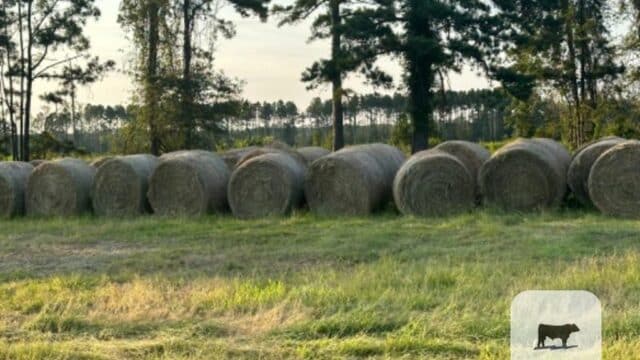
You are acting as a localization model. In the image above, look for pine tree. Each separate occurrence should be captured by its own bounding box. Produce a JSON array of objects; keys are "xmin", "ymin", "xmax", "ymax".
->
[{"xmin": 343, "ymin": 0, "xmax": 496, "ymax": 153}]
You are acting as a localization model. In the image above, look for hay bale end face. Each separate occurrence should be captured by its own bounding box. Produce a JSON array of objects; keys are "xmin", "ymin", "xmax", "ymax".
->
[
  {"xmin": 479, "ymin": 138, "xmax": 570, "ymax": 211},
  {"xmin": 0, "ymin": 162, "xmax": 34, "ymax": 218},
  {"xmin": 148, "ymin": 150, "xmax": 230, "ymax": 216},
  {"xmin": 305, "ymin": 143, "xmax": 406, "ymax": 216},
  {"xmin": 228, "ymin": 152, "xmax": 306, "ymax": 219},
  {"xmin": 589, "ymin": 140, "xmax": 640, "ymax": 217},
  {"xmin": 92, "ymin": 154, "xmax": 159, "ymax": 217},
  {"xmin": 26, "ymin": 158, "xmax": 96, "ymax": 217},
  {"xmin": 297, "ymin": 147, "xmax": 331, "ymax": 165},
  {"xmin": 568, "ymin": 137, "xmax": 625, "ymax": 207},
  {"xmin": 393, "ymin": 150, "xmax": 475, "ymax": 216}
]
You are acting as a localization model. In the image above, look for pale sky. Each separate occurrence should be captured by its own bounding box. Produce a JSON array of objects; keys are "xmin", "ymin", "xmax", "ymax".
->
[{"xmin": 42, "ymin": 0, "xmax": 491, "ymax": 112}]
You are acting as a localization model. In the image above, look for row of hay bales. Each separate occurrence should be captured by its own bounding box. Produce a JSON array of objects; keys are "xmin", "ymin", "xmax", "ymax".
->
[
  {"xmin": 0, "ymin": 137, "xmax": 638, "ymax": 218},
  {"xmin": 0, "ymin": 143, "xmax": 333, "ymax": 218}
]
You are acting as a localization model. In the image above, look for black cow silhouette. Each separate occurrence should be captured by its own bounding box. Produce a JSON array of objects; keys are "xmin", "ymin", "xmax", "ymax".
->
[{"xmin": 537, "ymin": 323, "xmax": 580, "ymax": 349}]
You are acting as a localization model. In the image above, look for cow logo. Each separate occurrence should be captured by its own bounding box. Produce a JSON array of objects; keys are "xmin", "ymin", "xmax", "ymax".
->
[
  {"xmin": 511, "ymin": 291, "xmax": 601, "ymax": 359},
  {"xmin": 536, "ymin": 323, "xmax": 580, "ymax": 349}
]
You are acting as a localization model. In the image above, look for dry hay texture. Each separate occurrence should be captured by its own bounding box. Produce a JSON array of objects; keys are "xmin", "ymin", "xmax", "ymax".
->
[
  {"xmin": 29, "ymin": 159, "xmax": 47, "ymax": 167},
  {"xmin": 148, "ymin": 150, "xmax": 230, "ymax": 216},
  {"xmin": 394, "ymin": 141, "xmax": 489, "ymax": 217},
  {"xmin": 297, "ymin": 147, "xmax": 331, "ymax": 165},
  {"xmin": 305, "ymin": 143, "xmax": 406, "ymax": 215},
  {"xmin": 236, "ymin": 147, "xmax": 306, "ymax": 169},
  {"xmin": 0, "ymin": 162, "xmax": 34, "ymax": 218},
  {"xmin": 434, "ymin": 141, "xmax": 491, "ymax": 179},
  {"xmin": 220, "ymin": 146, "xmax": 259, "ymax": 170},
  {"xmin": 228, "ymin": 152, "xmax": 306, "ymax": 219},
  {"xmin": 90, "ymin": 157, "xmax": 114, "ymax": 169},
  {"xmin": 588, "ymin": 140, "xmax": 640, "ymax": 218},
  {"xmin": 571, "ymin": 135, "xmax": 623, "ymax": 161},
  {"xmin": 26, "ymin": 158, "xmax": 96, "ymax": 217},
  {"xmin": 568, "ymin": 136, "xmax": 624, "ymax": 207},
  {"xmin": 92, "ymin": 154, "xmax": 159, "ymax": 217},
  {"xmin": 479, "ymin": 138, "xmax": 570, "ymax": 211}
]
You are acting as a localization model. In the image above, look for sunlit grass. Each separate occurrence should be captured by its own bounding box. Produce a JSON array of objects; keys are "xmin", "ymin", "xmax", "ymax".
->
[{"xmin": 0, "ymin": 210, "xmax": 639, "ymax": 358}]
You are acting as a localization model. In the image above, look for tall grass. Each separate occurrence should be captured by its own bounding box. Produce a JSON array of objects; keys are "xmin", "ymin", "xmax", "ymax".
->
[{"xmin": 0, "ymin": 211, "xmax": 638, "ymax": 358}]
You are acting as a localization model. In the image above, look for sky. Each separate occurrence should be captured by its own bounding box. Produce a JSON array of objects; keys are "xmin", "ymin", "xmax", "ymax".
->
[{"xmin": 47, "ymin": 0, "xmax": 492, "ymax": 112}]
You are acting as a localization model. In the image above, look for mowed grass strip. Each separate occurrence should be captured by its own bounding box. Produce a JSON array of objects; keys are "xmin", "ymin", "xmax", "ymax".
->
[{"xmin": 0, "ymin": 211, "xmax": 639, "ymax": 358}]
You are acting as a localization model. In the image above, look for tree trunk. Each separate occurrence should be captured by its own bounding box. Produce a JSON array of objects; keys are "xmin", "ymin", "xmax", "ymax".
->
[
  {"xmin": 182, "ymin": 0, "xmax": 195, "ymax": 149},
  {"xmin": 1, "ymin": 0, "xmax": 18, "ymax": 160},
  {"xmin": 330, "ymin": 0, "xmax": 344, "ymax": 151},
  {"xmin": 562, "ymin": 0, "xmax": 581, "ymax": 147},
  {"xmin": 71, "ymin": 83, "xmax": 77, "ymax": 145},
  {"xmin": 147, "ymin": 0, "xmax": 161, "ymax": 155},
  {"xmin": 23, "ymin": 0, "xmax": 33, "ymax": 161},
  {"xmin": 17, "ymin": 1, "xmax": 24, "ymax": 160},
  {"xmin": 405, "ymin": 0, "xmax": 433, "ymax": 154}
]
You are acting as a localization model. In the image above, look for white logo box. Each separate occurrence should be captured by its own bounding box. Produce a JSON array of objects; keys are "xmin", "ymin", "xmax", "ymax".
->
[{"xmin": 511, "ymin": 290, "xmax": 602, "ymax": 360}]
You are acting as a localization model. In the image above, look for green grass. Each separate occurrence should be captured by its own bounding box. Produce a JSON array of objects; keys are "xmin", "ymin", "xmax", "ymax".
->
[{"xmin": 0, "ymin": 211, "xmax": 639, "ymax": 359}]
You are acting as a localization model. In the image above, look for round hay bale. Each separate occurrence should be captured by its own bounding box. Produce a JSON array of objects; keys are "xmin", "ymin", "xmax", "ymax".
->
[
  {"xmin": 297, "ymin": 147, "xmax": 331, "ymax": 165},
  {"xmin": 305, "ymin": 143, "xmax": 406, "ymax": 215},
  {"xmin": 148, "ymin": 150, "xmax": 230, "ymax": 216},
  {"xmin": 92, "ymin": 154, "xmax": 159, "ymax": 217},
  {"xmin": 588, "ymin": 140, "xmax": 640, "ymax": 217},
  {"xmin": 568, "ymin": 137, "xmax": 625, "ymax": 207},
  {"xmin": 228, "ymin": 152, "xmax": 306, "ymax": 219},
  {"xmin": 29, "ymin": 159, "xmax": 47, "ymax": 167},
  {"xmin": 90, "ymin": 156, "xmax": 114, "ymax": 169},
  {"xmin": 26, "ymin": 158, "xmax": 96, "ymax": 217},
  {"xmin": 220, "ymin": 146, "xmax": 259, "ymax": 170},
  {"xmin": 393, "ymin": 150, "xmax": 475, "ymax": 216},
  {"xmin": 0, "ymin": 162, "xmax": 34, "ymax": 218},
  {"xmin": 479, "ymin": 138, "xmax": 570, "ymax": 211}
]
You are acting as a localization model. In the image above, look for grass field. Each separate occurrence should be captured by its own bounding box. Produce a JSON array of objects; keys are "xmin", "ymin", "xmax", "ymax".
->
[{"xmin": 0, "ymin": 211, "xmax": 639, "ymax": 359}]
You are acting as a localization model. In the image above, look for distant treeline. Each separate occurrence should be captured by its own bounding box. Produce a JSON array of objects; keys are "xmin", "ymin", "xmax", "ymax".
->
[
  {"xmin": 224, "ymin": 89, "xmax": 509, "ymax": 149},
  {"xmin": 13, "ymin": 88, "xmax": 508, "ymax": 157}
]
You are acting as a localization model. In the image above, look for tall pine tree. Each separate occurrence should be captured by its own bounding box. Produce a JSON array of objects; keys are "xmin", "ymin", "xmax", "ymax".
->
[
  {"xmin": 274, "ymin": 0, "xmax": 392, "ymax": 150},
  {"xmin": 344, "ymin": 0, "xmax": 496, "ymax": 153}
]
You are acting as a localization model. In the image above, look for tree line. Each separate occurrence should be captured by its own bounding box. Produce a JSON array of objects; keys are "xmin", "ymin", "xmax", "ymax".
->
[{"xmin": 1, "ymin": 0, "xmax": 640, "ymax": 160}]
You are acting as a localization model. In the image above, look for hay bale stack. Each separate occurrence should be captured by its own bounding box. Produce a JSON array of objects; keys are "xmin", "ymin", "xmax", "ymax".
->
[
  {"xmin": 589, "ymin": 140, "xmax": 640, "ymax": 217},
  {"xmin": 393, "ymin": 150, "xmax": 475, "ymax": 216},
  {"xmin": 220, "ymin": 146, "xmax": 259, "ymax": 170},
  {"xmin": 0, "ymin": 162, "xmax": 34, "ymax": 218},
  {"xmin": 305, "ymin": 143, "xmax": 406, "ymax": 215},
  {"xmin": 148, "ymin": 150, "xmax": 230, "ymax": 216},
  {"xmin": 228, "ymin": 152, "xmax": 306, "ymax": 219},
  {"xmin": 297, "ymin": 147, "xmax": 331, "ymax": 165},
  {"xmin": 92, "ymin": 154, "xmax": 159, "ymax": 217},
  {"xmin": 568, "ymin": 137, "xmax": 625, "ymax": 206},
  {"xmin": 26, "ymin": 158, "xmax": 96, "ymax": 216},
  {"xmin": 479, "ymin": 138, "xmax": 570, "ymax": 211},
  {"xmin": 90, "ymin": 157, "xmax": 113, "ymax": 169}
]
